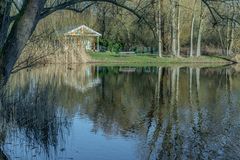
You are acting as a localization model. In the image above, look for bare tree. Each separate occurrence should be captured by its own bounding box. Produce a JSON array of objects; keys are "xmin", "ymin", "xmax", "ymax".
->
[
  {"xmin": 171, "ymin": 0, "xmax": 177, "ymax": 56},
  {"xmin": 190, "ymin": 0, "xmax": 197, "ymax": 57},
  {"xmin": 196, "ymin": 1, "xmax": 205, "ymax": 57},
  {"xmin": 226, "ymin": 1, "xmax": 236, "ymax": 56},
  {"xmin": 157, "ymin": 0, "xmax": 163, "ymax": 57},
  {"xmin": 176, "ymin": 0, "xmax": 181, "ymax": 57}
]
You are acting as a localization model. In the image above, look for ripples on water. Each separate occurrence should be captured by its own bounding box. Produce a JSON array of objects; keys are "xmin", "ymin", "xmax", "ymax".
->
[{"xmin": 0, "ymin": 64, "xmax": 240, "ymax": 160}]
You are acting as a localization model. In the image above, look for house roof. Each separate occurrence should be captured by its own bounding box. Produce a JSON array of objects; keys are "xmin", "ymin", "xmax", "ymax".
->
[{"xmin": 64, "ymin": 25, "xmax": 102, "ymax": 37}]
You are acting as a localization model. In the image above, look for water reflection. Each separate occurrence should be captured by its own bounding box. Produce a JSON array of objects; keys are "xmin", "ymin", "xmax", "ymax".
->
[{"xmin": 0, "ymin": 64, "xmax": 240, "ymax": 159}]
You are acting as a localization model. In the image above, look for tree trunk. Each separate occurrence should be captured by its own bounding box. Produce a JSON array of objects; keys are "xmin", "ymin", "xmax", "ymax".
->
[
  {"xmin": 0, "ymin": 0, "xmax": 45, "ymax": 82},
  {"xmin": 161, "ymin": 13, "xmax": 166, "ymax": 52},
  {"xmin": 228, "ymin": 22, "xmax": 234, "ymax": 56},
  {"xmin": 196, "ymin": 3, "xmax": 204, "ymax": 57},
  {"xmin": 176, "ymin": 0, "xmax": 181, "ymax": 57},
  {"xmin": 171, "ymin": 0, "xmax": 177, "ymax": 56},
  {"xmin": 157, "ymin": 0, "xmax": 163, "ymax": 57},
  {"xmin": 218, "ymin": 27, "xmax": 225, "ymax": 55},
  {"xmin": 196, "ymin": 19, "xmax": 203, "ymax": 57},
  {"xmin": 0, "ymin": 0, "xmax": 12, "ymax": 49},
  {"xmin": 227, "ymin": 3, "xmax": 235, "ymax": 56},
  {"xmin": 226, "ymin": 19, "xmax": 230, "ymax": 56},
  {"xmin": 190, "ymin": 0, "xmax": 197, "ymax": 57}
]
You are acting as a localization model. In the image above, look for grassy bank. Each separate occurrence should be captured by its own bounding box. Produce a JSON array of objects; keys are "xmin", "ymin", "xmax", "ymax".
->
[{"xmin": 89, "ymin": 52, "xmax": 233, "ymax": 65}]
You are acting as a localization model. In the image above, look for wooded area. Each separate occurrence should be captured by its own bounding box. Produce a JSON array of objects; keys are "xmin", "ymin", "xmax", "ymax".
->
[
  {"xmin": 1, "ymin": 1, "xmax": 240, "ymax": 158},
  {"xmin": 0, "ymin": 0, "xmax": 239, "ymax": 82}
]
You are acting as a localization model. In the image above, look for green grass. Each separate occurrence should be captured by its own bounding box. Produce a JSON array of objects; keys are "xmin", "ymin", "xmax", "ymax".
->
[{"xmin": 89, "ymin": 52, "xmax": 233, "ymax": 67}]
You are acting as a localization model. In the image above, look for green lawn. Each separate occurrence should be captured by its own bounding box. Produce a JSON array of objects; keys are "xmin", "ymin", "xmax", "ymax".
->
[{"xmin": 89, "ymin": 52, "xmax": 233, "ymax": 66}]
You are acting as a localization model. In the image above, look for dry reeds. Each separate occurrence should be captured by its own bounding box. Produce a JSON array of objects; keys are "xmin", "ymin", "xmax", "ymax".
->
[{"xmin": 15, "ymin": 35, "xmax": 91, "ymax": 71}]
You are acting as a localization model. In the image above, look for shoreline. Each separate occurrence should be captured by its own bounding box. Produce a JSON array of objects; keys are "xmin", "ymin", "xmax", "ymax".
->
[
  {"xmin": 14, "ymin": 52, "xmax": 236, "ymax": 72},
  {"xmin": 89, "ymin": 52, "xmax": 236, "ymax": 65}
]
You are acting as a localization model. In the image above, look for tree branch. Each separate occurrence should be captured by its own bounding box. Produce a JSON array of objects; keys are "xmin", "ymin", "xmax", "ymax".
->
[{"xmin": 39, "ymin": 0, "xmax": 156, "ymax": 39}]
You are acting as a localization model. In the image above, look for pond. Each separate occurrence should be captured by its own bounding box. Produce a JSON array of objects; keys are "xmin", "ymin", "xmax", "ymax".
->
[{"xmin": 1, "ymin": 64, "xmax": 240, "ymax": 160}]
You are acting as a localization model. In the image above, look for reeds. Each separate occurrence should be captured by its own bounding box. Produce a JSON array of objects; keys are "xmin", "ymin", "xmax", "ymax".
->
[{"xmin": 15, "ymin": 35, "xmax": 91, "ymax": 72}]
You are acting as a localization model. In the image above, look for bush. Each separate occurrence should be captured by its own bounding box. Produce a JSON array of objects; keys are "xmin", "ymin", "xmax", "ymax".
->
[{"xmin": 99, "ymin": 38, "xmax": 123, "ymax": 53}]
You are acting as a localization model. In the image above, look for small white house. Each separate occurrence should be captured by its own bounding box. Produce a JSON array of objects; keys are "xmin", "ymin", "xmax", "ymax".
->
[{"xmin": 64, "ymin": 25, "xmax": 102, "ymax": 51}]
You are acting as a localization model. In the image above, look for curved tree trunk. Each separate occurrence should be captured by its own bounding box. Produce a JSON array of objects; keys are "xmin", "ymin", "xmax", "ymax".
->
[{"xmin": 0, "ymin": 0, "xmax": 45, "ymax": 82}]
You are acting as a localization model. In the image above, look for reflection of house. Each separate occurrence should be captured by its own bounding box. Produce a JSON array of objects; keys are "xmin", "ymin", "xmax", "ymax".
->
[
  {"xmin": 63, "ymin": 66, "xmax": 101, "ymax": 93},
  {"xmin": 64, "ymin": 25, "xmax": 101, "ymax": 51}
]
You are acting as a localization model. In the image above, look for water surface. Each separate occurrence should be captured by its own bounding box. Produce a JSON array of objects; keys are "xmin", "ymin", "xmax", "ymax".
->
[{"xmin": 1, "ymin": 64, "xmax": 240, "ymax": 160}]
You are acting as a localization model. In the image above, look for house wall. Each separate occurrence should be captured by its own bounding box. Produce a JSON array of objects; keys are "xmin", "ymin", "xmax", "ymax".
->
[{"xmin": 62, "ymin": 36, "xmax": 96, "ymax": 51}]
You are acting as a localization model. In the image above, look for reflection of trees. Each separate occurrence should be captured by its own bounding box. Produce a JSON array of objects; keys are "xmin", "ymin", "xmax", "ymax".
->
[
  {"xmin": 0, "ymin": 64, "xmax": 106, "ymax": 158},
  {"xmin": 0, "ymin": 65, "xmax": 84, "ymax": 158},
  {"xmin": 1, "ymin": 77, "xmax": 70, "ymax": 157},
  {"xmin": 2, "ymin": 65, "xmax": 240, "ymax": 159},
  {"xmin": 138, "ymin": 66, "xmax": 240, "ymax": 159},
  {"xmin": 79, "ymin": 67, "xmax": 157, "ymax": 135}
]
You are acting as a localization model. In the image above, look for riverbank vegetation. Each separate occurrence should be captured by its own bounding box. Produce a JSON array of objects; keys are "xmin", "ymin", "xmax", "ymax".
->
[
  {"xmin": 31, "ymin": 0, "xmax": 240, "ymax": 57},
  {"xmin": 90, "ymin": 52, "xmax": 231, "ymax": 64},
  {"xmin": 0, "ymin": 0, "xmax": 240, "ymax": 81}
]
